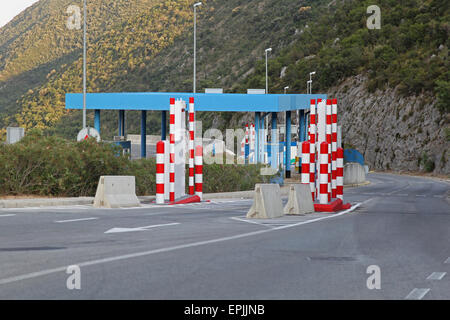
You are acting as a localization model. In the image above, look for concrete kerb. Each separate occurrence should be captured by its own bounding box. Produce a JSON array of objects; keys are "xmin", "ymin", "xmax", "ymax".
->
[{"xmin": 0, "ymin": 197, "xmax": 94, "ymax": 209}]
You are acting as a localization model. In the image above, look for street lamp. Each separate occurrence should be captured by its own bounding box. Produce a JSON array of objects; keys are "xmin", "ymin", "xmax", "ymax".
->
[
  {"xmin": 82, "ymin": 0, "xmax": 87, "ymax": 129},
  {"xmin": 309, "ymin": 71, "xmax": 316, "ymax": 94},
  {"xmin": 265, "ymin": 48, "xmax": 272, "ymax": 94},
  {"xmin": 284, "ymin": 86, "xmax": 289, "ymax": 94},
  {"xmin": 307, "ymin": 80, "xmax": 312, "ymax": 94},
  {"xmin": 193, "ymin": 2, "xmax": 202, "ymax": 93}
]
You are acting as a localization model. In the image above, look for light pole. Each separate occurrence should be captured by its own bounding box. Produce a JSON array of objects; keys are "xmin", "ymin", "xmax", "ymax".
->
[
  {"xmin": 265, "ymin": 48, "xmax": 272, "ymax": 94},
  {"xmin": 307, "ymin": 80, "xmax": 312, "ymax": 94},
  {"xmin": 309, "ymin": 71, "xmax": 316, "ymax": 94},
  {"xmin": 82, "ymin": 0, "xmax": 87, "ymax": 129},
  {"xmin": 284, "ymin": 86, "xmax": 289, "ymax": 94},
  {"xmin": 193, "ymin": 2, "xmax": 202, "ymax": 93}
]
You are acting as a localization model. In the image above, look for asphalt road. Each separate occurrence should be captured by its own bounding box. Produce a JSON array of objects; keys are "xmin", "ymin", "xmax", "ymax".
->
[{"xmin": 0, "ymin": 173, "xmax": 448, "ymax": 300}]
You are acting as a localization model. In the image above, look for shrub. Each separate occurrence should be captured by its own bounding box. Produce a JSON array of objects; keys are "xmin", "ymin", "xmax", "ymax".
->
[{"xmin": 0, "ymin": 133, "xmax": 274, "ymax": 197}]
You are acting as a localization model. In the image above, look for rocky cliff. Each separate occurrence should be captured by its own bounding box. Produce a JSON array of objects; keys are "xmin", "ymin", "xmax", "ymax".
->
[{"xmin": 330, "ymin": 74, "xmax": 449, "ymax": 175}]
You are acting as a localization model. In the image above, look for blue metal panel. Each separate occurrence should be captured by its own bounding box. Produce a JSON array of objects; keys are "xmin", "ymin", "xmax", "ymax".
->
[
  {"xmin": 118, "ymin": 110, "xmax": 125, "ymax": 136},
  {"xmin": 271, "ymin": 113, "xmax": 278, "ymax": 170},
  {"xmin": 66, "ymin": 92, "xmax": 327, "ymax": 112},
  {"xmin": 161, "ymin": 111, "xmax": 166, "ymax": 141},
  {"xmin": 254, "ymin": 112, "xmax": 259, "ymax": 163},
  {"xmin": 285, "ymin": 111, "xmax": 291, "ymax": 178},
  {"xmin": 344, "ymin": 149, "xmax": 365, "ymax": 166},
  {"xmin": 94, "ymin": 110, "xmax": 101, "ymax": 135},
  {"xmin": 141, "ymin": 110, "xmax": 147, "ymax": 159}
]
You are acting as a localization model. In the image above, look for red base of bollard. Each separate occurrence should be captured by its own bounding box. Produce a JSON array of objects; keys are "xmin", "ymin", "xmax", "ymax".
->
[
  {"xmin": 169, "ymin": 195, "xmax": 201, "ymax": 205},
  {"xmin": 314, "ymin": 199, "xmax": 352, "ymax": 212}
]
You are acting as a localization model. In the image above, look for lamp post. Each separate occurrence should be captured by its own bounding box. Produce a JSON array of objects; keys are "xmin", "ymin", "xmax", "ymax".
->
[
  {"xmin": 265, "ymin": 48, "xmax": 272, "ymax": 94},
  {"xmin": 284, "ymin": 86, "xmax": 289, "ymax": 94},
  {"xmin": 193, "ymin": 2, "xmax": 202, "ymax": 93},
  {"xmin": 307, "ymin": 80, "xmax": 312, "ymax": 94},
  {"xmin": 309, "ymin": 71, "xmax": 316, "ymax": 94},
  {"xmin": 82, "ymin": 0, "xmax": 87, "ymax": 129}
]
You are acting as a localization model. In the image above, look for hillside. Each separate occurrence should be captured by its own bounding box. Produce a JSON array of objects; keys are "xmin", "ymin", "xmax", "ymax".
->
[{"xmin": 0, "ymin": 0, "xmax": 448, "ymax": 173}]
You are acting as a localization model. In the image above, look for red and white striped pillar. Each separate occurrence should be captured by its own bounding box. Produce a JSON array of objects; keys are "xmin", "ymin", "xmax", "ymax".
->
[
  {"xmin": 156, "ymin": 141, "xmax": 165, "ymax": 204},
  {"xmin": 331, "ymin": 98, "xmax": 338, "ymax": 199},
  {"xmin": 188, "ymin": 97, "xmax": 195, "ymax": 195},
  {"xmin": 195, "ymin": 145, "xmax": 203, "ymax": 201},
  {"xmin": 169, "ymin": 98, "xmax": 176, "ymax": 202},
  {"xmin": 336, "ymin": 147, "xmax": 344, "ymax": 200},
  {"xmin": 326, "ymin": 99, "xmax": 332, "ymax": 202},
  {"xmin": 309, "ymin": 99, "xmax": 317, "ymax": 201},
  {"xmin": 319, "ymin": 141, "xmax": 329, "ymax": 204},
  {"xmin": 301, "ymin": 141, "xmax": 310, "ymax": 189}
]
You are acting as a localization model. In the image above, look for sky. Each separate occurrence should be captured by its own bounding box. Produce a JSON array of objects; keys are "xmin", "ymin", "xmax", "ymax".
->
[{"xmin": 0, "ymin": 0, "xmax": 40, "ymax": 28}]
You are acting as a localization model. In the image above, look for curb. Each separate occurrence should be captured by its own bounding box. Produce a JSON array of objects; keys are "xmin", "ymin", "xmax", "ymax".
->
[
  {"xmin": 344, "ymin": 180, "xmax": 371, "ymax": 188},
  {"xmin": 0, "ymin": 197, "xmax": 94, "ymax": 209}
]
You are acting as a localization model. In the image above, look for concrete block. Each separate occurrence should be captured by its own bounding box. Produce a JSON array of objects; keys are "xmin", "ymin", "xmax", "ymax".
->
[
  {"xmin": 283, "ymin": 184, "xmax": 315, "ymax": 215},
  {"xmin": 246, "ymin": 184, "xmax": 284, "ymax": 219},
  {"xmin": 93, "ymin": 176, "xmax": 141, "ymax": 208},
  {"xmin": 344, "ymin": 162, "xmax": 366, "ymax": 185}
]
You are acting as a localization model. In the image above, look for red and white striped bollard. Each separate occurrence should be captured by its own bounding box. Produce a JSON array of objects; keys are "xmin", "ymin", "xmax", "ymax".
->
[
  {"xmin": 169, "ymin": 98, "xmax": 175, "ymax": 202},
  {"xmin": 331, "ymin": 98, "xmax": 338, "ymax": 199},
  {"xmin": 189, "ymin": 97, "xmax": 195, "ymax": 195},
  {"xmin": 336, "ymin": 147, "xmax": 344, "ymax": 200},
  {"xmin": 195, "ymin": 145, "xmax": 203, "ymax": 201},
  {"xmin": 319, "ymin": 141, "xmax": 329, "ymax": 204},
  {"xmin": 156, "ymin": 141, "xmax": 165, "ymax": 204}
]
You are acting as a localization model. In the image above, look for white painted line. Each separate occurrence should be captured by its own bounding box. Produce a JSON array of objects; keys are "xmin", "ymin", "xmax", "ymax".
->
[
  {"xmin": 0, "ymin": 200, "xmax": 370, "ymax": 286},
  {"xmin": 426, "ymin": 272, "xmax": 446, "ymax": 280},
  {"xmin": 0, "ymin": 214, "xmax": 16, "ymax": 217},
  {"xmin": 54, "ymin": 217, "xmax": 99, "ymax": 223},
  {"xmin": 230, "ymin": 216, "xmax": 274, "ymax": 228},
  {"xmin": 415, "ymin": 195, "xmax": 426, "ymax": 197},
  {"xmin": 445, "ymin": 257, "xmax": 450, "ymax": 264},
  {"xmin": 405, "ymin": 288, "xmax": 430, "ymax": 300},
  {"xmin": 105, "ymin": 222, "xmax": 180, "ymax": 234}
]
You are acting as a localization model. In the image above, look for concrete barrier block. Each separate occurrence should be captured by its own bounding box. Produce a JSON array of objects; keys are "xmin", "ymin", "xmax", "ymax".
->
[
  {"xmin": 283, "ymin": 184, "xmax": 315, "ymax": 215},
  {"xmin": 246, "ymin": 184, "xmax": 283, "ymax": 219},
  {"xmin": 93, "ymin": 176, "xmax": 141, "ymax": 208},
  {"xmin": 344, "ymin": 162, "xmax": 366, "ymax": 185}
]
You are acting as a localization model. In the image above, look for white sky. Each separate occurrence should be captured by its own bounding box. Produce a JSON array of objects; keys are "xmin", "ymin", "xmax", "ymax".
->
[{"xmin": 0, "ymin": 0, "xmax": 40, "ymax": 28}]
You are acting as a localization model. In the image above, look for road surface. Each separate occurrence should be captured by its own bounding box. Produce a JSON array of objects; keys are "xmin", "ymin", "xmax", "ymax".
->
[{"xmin": 0, "ymin": 173, "xmax": 448, "ymax": 299}]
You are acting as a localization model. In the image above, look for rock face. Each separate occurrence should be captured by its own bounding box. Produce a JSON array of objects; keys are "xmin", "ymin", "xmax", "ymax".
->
[{"xmin": 328, "ymin": 75, "xmax": 449, "ymax": 175}]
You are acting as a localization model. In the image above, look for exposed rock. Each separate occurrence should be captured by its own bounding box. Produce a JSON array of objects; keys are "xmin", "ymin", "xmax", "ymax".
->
[{"xmin": 328, "ymin": 75, "xmax": 449, "ymax": 174}]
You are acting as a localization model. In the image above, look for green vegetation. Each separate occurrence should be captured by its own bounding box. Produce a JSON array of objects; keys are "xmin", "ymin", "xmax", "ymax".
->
[
  {"xmin": 237, "ymin": 0, "xmax": 449, "ymax": 106},
  {"xmin": 0, "ymin": 0, "xmax": 448, "ymax": 145},
  {"xmin": 0, "ymin": 131, "xmax": 271, "ymax": 197},
  {"xmin": 418, "ymin": 152, "xmax": 436, "ymax": 173}
]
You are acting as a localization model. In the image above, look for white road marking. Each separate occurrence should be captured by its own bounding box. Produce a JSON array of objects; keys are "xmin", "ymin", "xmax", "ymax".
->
[
  {"xmin": 0, "ymin": 214, "xmax": 16, "ymax": 217},
  {"xmin": 415, "ymin": 195, "xmax": 426, "ymax": 197},
  {"xmin": 445, "ymin": 257, "xmax": 450, "ymax": 264},
  {"xmin": 426, "ymin": 272, "xmax": 446, "ymax": 280},
  {"xmin": 405, "ymin": 288, "xmax": 430, "ymax": 300},
  {"xmin": 0, "ymin": 200, "xmax": 370, "ymax": 286},
  {"xmin": 54, "ymin": 217, "xmax": 99, "ymax": 223},
  {"xmin": 230, "ymin": 216, "xmax": 274, "ymax": 228},
  {"xmin": 105, "ymin": 223, "xmax": 180, "ymax": 234}
]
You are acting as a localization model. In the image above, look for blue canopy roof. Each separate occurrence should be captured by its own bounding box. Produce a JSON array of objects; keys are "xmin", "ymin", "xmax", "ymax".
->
[{"xmin": 65, "ymin": 92, "xmax": 327, "ymax": 112}]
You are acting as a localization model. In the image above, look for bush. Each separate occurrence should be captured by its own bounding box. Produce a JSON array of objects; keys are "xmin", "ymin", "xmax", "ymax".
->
[
  {"xmin": 0, "ymin": 133, "xmax": 273, "ymax": 197},
  {"xmin": 0, "ymin": 131, "xmax": 128, "ymax": 196}
]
